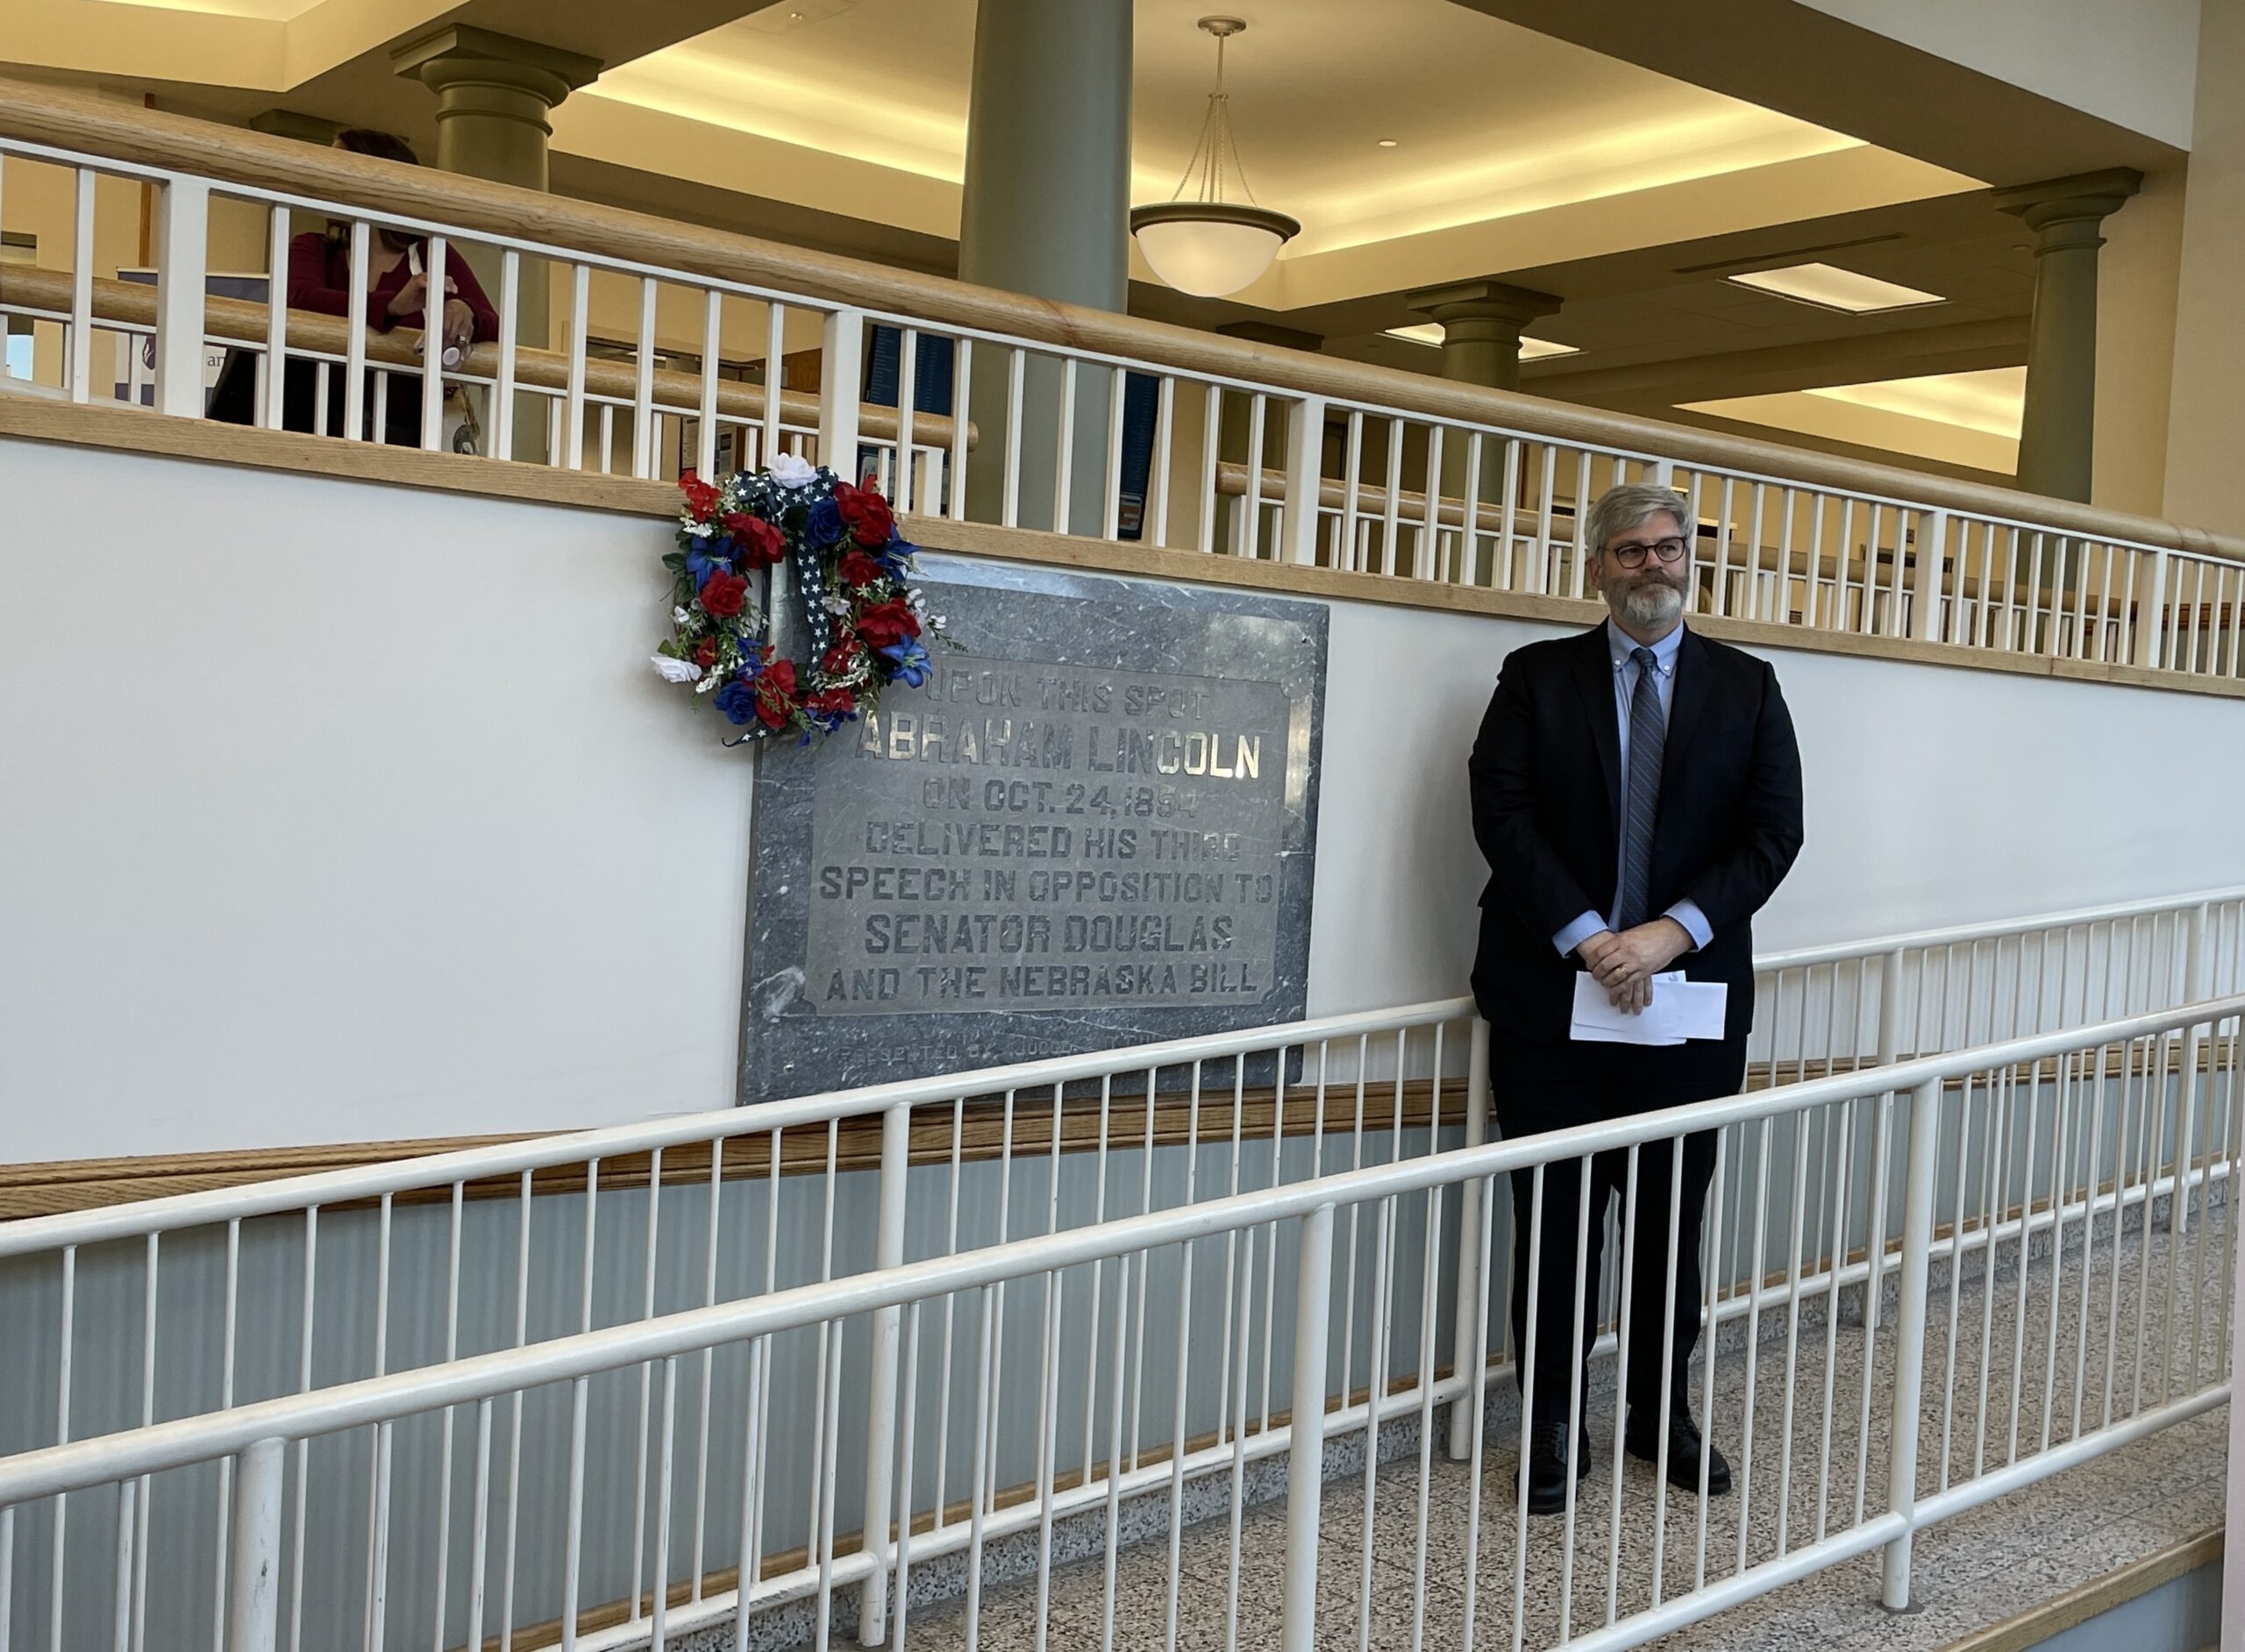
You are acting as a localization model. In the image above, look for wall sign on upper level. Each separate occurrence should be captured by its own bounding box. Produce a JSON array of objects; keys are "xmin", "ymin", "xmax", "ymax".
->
[{"xmin": 739, "ymin": 555, "xmax": 1326, "ymax": 1103}]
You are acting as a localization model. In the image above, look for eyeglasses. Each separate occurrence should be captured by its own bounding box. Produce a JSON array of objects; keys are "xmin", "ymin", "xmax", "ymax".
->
[{"xmin": 1603, "ymin": 536, "xmax": 1690, "ymax": 569}]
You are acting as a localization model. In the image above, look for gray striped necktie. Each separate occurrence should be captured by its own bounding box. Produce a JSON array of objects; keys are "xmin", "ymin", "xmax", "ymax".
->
[{"xmin": 1616, "ymin": 646, "xmax": 1665, "ymax": 931}]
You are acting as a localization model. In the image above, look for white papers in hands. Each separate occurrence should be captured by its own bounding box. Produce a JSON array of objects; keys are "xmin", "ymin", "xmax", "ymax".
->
[{"xmin": 1570, "ymin": 972, "xmax": 1728, "ymax": 1046}]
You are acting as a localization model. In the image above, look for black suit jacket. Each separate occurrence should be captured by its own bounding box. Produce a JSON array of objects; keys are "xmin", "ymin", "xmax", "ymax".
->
[{"xmin": 1469, "ymin": 623, "xmax": 1804, "ymax": 1093}]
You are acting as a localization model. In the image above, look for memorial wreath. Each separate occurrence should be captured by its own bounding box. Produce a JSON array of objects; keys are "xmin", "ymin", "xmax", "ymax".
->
[{"xmin": 652, "ymin": 452, "xmax": 941, "ymax": 744}]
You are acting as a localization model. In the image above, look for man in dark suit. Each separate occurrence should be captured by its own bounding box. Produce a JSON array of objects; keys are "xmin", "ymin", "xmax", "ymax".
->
[{"xmin": 1469, "ymin": 481, "xmax": 1804, "ymax": 1515}]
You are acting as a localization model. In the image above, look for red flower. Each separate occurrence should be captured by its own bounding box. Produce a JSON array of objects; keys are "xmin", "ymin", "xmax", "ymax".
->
[
  {"xmin": 806, "ymin": 687, "xmax": 857, "ymax": 717},
  {"xmin": 725, "ymin": 514, "xmax": 787, "ymax": 568},
  {"xmin": 835, "ymin": 482, "xmax": 896, "ymax": 547},
  {"xmin": 837, "ymin": 549, "xmax": 885, "ymax": 587},
  {"xmin": 700, "ymin": 571, "xmax": 750, "ymax": 619},
  {"xmin": 855, "ymin": 599, "xmax": 920, "ymax": 649},
  {"xmin": 821, "ymin": 637, "xmax": 863, "ymax": 676},
  {"xmin": 692, "ymin": 637, "xmax": 718, "ymax": 668},
  {"xmin": 680, "ymin": 471, "xmax": 719, "ymax": 518},
  {"xmin": 754, "ymin": 656, "xmax": 799, "ymax": 728}
]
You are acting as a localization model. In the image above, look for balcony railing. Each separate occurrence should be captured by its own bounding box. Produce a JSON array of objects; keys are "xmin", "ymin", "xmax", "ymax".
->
[
  {"xmin": 2, "ymin": 79, "xmax": 2241, "ymax": 685},
  {"xmin": 0, "ymin": 991, "xmax": 2235, "ymax": 1652},
  {"xmin": 0, "ymin": 886, "xmax": 2238, "ymax": 1649}
]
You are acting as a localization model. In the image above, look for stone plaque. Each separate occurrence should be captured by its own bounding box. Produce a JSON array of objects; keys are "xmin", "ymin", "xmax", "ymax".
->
[{"xmin": 740, "ymin": 555, "xmax": 1325, "ymax": 1103}]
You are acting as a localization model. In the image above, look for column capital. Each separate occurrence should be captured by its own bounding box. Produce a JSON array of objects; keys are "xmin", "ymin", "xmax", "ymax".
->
[
  {"xmin": 1992, "ymin": 168, "xmax": 2142, "ymax": 239},
  {"xmin": 1404, "ymin": 277, "xmax": 1564, "ymax": 328},
  {"xmin": 390, "ymin": 25, "xmax": 602, "ymax": 121}
]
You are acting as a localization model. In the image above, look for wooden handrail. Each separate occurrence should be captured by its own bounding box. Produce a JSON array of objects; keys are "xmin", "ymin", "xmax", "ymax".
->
[
  {"xmin": 1210, "ymin": 460, "xmax": 2245, "ymax": 630},
  {"xmin": 0, "ymin": 264, "xmax": 973, "ymax": 450},
  {"xmin": 3, "ymin": 76, "xmax": 2237, "ymax": 566}
]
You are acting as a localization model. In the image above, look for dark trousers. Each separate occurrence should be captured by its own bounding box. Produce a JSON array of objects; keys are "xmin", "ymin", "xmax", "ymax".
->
[
  {"xmin": 207, "ymin": 352, "xmax": 428, "ymax": 446},
  {"xmin": 1488, "ymin": 1028, "xmax": 1737, "ymax": 1428}
]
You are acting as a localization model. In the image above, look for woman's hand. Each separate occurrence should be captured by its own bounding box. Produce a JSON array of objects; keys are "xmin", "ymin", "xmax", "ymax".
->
[
  {"xmin": 441, "ymin": 296, "xmax": 475, "ymax": 350},
  {"xmin": 386, "ymin": 272, "xmax": 458, "ymax": 321}
]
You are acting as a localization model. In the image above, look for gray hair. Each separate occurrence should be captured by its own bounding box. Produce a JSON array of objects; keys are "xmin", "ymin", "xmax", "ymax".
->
[{"xmin": 1584, "ymin": 482, "xmax": 1688, "ymax": 559}]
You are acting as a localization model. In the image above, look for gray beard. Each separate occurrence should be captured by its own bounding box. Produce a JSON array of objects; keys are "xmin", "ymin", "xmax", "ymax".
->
[{"xmin": 1619, "ymin": 582, "xmax": 1685, "ymax": 627}]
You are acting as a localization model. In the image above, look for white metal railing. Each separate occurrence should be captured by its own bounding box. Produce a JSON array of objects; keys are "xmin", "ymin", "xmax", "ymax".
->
[
  {"xmin": 0, "ymin": 994, "xmax": 2236, "ymax": 1652},
  {"xmin": 4, "ymin": 96, "xmax": 2243, "ymax": 684},
  {"xmin": 0, "ymin": 887, "xmax": 2241, "ymax": 1648}
]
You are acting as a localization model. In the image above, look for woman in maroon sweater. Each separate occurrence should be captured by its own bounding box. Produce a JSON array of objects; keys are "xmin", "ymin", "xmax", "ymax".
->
[{"xmin": 274, "ymin": 130, "xmax": 500, "ymax": 445}]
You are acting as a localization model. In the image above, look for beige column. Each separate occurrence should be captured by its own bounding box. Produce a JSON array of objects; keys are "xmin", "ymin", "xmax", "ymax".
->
[
  {"xmin": 1994, "ymin": 169, "xmax": 2141, "ymax": 503},
  {"xmin": 2164, "ymin": 0, "xmax": 2245, "ymax": 538},
  {"xmin": 393, "ymin": 25, "xmax": 601, "ymax": 459},
  {"xmin": 957, "ymin": 0, "xmax": 1131, "ymax": 533},
  {"xmin": 1404, "ymin": 278, "xmax": 1563, "ymax": 392},
  {"xmin": 1403, "ymin": 281, "xmax": 1556, "ymax": 580},
  {"xmin": 390, "ymin": 26, "xmax": 600, "ymax": 191},
  {"xmin": 2091, "ymin": 167, "xmax": 2183, "ymax": 517}
]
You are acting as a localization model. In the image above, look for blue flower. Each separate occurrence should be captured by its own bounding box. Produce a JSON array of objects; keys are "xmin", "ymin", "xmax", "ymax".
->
[
  {"xmin": 711, "ymin": 675, "xmax": 759, "ymax": 725},
  {"xmin": 880, "ymin": 637, "xmax": 932, "ymax": 687},
  {"xmin": 805, "ymin": 496, "xmax": 845, "ymax": 548},
  {"xmin": 685, "ymin": 544, "xmax": 732, "ymax": 588},
  {"xmin": 876, "ymin": 530, "xmax": 915, "ymax": 574}
]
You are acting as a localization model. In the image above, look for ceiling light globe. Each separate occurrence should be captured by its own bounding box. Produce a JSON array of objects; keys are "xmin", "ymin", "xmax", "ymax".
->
[{"xmin": 1129, "ymin": 202, "xmax": 1301, "ymax": 299}]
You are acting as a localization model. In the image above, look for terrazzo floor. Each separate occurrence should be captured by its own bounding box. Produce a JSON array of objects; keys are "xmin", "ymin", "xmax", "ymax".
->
[{"xmin": 883, "ymin": 1193, "xmax": 2233, "ymax": 1652}]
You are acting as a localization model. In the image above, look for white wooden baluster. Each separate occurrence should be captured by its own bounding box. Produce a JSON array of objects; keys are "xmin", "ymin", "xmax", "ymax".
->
[
  {"xmin": 1282, "ymin": 394, "xmax": 1327, "ymax": 566},
  {"xmin": 419, "ymin": 235, "xmax": 447, "ymax": 452},
  {"xmin": 153, "ymin": 177, "xmax": 210, "ymax": 417},
  {"xmin": 67, "ymin": 168, "xmax": 93, "ymax": 403},
  {"xmin": 631, "ymin": 274, "xmax": 658, "ymax": 478},
  {"xmin": 492, "ymin": 250, "xmax": 519, "ymax": 459},
  {"xmin": 820, "ymin": 308, "xmax": 864, "ymax": 481},
  {"xmin": 342, "ymin": 221, "xmax": 368, "ymax": 440}
]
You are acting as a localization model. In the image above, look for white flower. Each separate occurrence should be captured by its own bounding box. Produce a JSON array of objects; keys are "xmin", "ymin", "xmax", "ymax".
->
[
  {"xmin": 681, "ymin": 517, "xmax": 712, "ymax": 538},
  {"xmin": 766, "ymin": 452, "xmax": 818, "ymax": 489},
  {"xmin": 652, "ymin": 655, "xmax": 703, "ymax": 685},
  {"xmin": 673, "ymin": 606, "xmax": 691, "ymax": 626},
  {"xmin": 823, "ymin": 595, "xmax": 852, "ymax": 615}
]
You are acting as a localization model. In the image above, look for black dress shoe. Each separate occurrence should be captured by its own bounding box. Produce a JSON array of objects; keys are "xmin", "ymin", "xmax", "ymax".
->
[
  {"xmin": 1624, "ymin": 1406, "xmax": 1731, "ymax": 1496},
  {"xmin": 1519, "ymin": 1419, "xmax": 1592, "ymax": 1515}
]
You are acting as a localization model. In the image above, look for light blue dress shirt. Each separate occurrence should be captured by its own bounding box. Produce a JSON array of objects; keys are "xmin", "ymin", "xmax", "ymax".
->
[{"xmin": 1550, "ymin": 621, "xmax": 1714, "ymax": 958}]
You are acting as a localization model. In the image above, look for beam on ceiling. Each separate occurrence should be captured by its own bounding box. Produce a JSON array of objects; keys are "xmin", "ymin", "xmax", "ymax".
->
[
  {"xmin": 1443, "ymin": 0, "xmax": 2184, "ymax": 186},
  {"xmin": 1526, "ymin": 315, "xmax": 2028, "ymax": 406}
]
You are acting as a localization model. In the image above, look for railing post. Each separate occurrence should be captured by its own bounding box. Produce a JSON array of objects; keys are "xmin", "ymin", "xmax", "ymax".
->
[
  {"xmin": 1911, "ymin": 509, "xmax": 1949, "ymax": 643},
  {"xmin": 2135, "ymin": 547, "xmax": 2170, "ymax": 670},
  {"xmin": 1446, "ymin": 1019, "xmax": 1491, "ymax": 1460},
  {"xmin": 1280, "ymin": 1202, "xmax": 1336, "ymax": 1652},
  {"xmin": 1881, "ymin": 1076, "xmax": 1942, "ymax": 1612},
  {"xmin": 2175, "ymin": 904, "xmax": 2211, "ymax": 1237},
  {"xmin": 1281, "ymin": 394, "xmax": 1328, "ymax": 566},
  {"xmin": 225, "ymin": 1437, "xmax": 285, "ymax": 1652},
  {"xmin": 1874, "ymin": 947, "xmax": 1908, "ymax": 1068},
  {"xmin": 855, "ymin": 1100, "xmax": 911, "ymax": 1645},
  {"xmin": 820, "ymin": 307, "xmax": 866, "ymax": 486},
  {"xmin": 1647, "ymin": 457, "xmax": 1676, "ymax": 488},
  {"xmin": 153, "ymin": 176, "xmax": 210, "ymax": 418}
]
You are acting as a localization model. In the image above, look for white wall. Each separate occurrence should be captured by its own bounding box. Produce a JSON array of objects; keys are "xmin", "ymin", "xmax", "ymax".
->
[
  {"xmin": 4, "ymin": 438, "xmax": 2241, "ymax": 1160},
  {"xmin": 1799, "ymin": 0, "xmax": 2203, "ymax": 150},
  {"xmin": 0, "ymin": 443, "xmax": 758, "ymax": 1159},
  {"xmin": 1311, "ymin": 595, "xmax": 2245, "ymax": 1016}
]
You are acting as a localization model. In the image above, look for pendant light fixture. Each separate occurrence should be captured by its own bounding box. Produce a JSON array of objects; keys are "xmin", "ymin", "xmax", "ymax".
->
[{"xmin": 1130, "ymin": 16, "xmax": 1301, "ymax": 299}]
